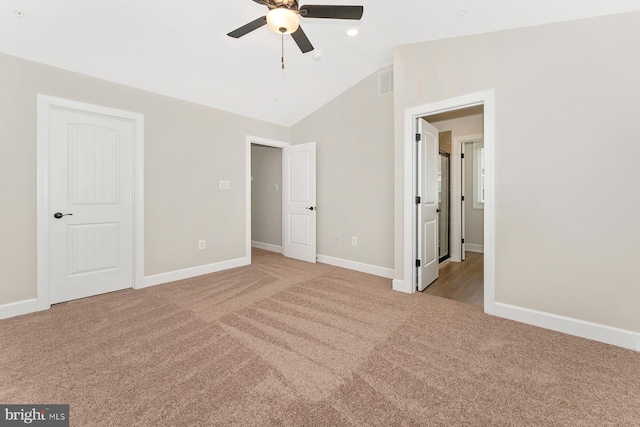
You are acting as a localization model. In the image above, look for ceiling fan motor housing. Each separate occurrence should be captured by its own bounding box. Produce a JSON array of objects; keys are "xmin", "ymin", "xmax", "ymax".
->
[{"xmin": 272, "ymin": 0, "xmax": 299, "ymax": 10}]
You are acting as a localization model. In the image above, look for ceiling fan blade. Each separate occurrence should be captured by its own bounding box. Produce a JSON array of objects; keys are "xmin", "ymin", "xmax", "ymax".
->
[
  {"xmin": 299, "ymin": 5, "xmax": 364, "ymax": 20},
  {"xmin": 291, "ymin": 26, "xmax": 314, "ymax": 53},
  {"xmin": 227, "ymin": 16, "xmax": 267, "ymax": 38}
]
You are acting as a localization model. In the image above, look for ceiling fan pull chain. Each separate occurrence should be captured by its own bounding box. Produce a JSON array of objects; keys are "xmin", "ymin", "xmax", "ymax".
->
[{"xmin": 281, "ymin": 33, "xmax": 285, "ymax": 69}]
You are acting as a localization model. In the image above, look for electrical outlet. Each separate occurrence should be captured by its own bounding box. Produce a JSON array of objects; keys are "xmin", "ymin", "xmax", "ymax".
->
[
  {"xmin": 336, "ymin": 235, "xmax": 341, "ymax": 244},
  {"xmin": 352, "ymin": 237, "xmax": 358, "ymax": 246},
  {"xmin": 274, "ymin": 184, "xmax": 279, "ymax": 191},
  {"xmin": 198, "ymin": 240, "xmax": 206, "ymax": 250},
  {"xmin": 219, "ymin": 181, "xmax": 231, "ymax": 190}
]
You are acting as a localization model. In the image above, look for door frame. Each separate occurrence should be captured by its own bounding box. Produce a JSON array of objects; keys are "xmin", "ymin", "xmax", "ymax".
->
[
  {"xmin": 452, "ymin": 134, "xmax": 484, "ymax": 263},
  {"xmin": 36, "ymin": 95, "xmax": 145, "ymax": 311},
  {"xmin": 398, "ymin": 89, "xmax": 496, "ymax": 315},
  {"xmin": 245, "ymin": 135, "xmax": 290, "ymax": 264}
]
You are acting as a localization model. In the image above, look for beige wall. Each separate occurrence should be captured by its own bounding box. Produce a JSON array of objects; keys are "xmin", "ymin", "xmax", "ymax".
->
[
  {"xmin": 431, "ymin": 115, "xmax": 484, "ymax": 247},
  {"xmin": 394, "ymin": 12, "xmax": 640, "ymax": 332},
  {"xmin": 0, "ymin": 53, "xmax": 290, "ymax": 306},
  {"xmin": 251, "ymin": 145, "xmax": 282, "ymax": 247},
  {"xmin": 291, "ymin": 67, "xmax": 394, "ymax": 269}
]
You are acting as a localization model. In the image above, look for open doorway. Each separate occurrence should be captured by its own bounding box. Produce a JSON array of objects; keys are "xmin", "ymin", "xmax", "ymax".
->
[
  {"xmin": 246, "ymin": 136, "xmax": 288, "ymax": 264},
  {"xmin": 250, "ymin": 144, "xmax": 283, "ymax": 254},
  {"xmin": 419, "ymin": 106, "xmax": 485, "ymax": 307},
  {"xmin": 245, "ymin": 136, "xmax": 317, "ymax": 265},
  {"xmin": 398, "ymin": 90, "xmax": 495, "ymax": 315}
]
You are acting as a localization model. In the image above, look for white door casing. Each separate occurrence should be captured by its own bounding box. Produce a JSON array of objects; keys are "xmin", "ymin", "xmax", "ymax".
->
[
  {"xmin": 283, "ymin": 142, "xmax": 317, "ymax": 263},
  {"xmin": 417, "ymin": 119, "xmax": 439, "ymax": 291},
  {"xmin": 461, "ymin": 142, "xmax": 467, "ymax": 261},
  {"xmin": 37, "ymin": 95, "xmax": 144, "ymax": 309},
  {"xmin": 399, "ymin": 90, "xmax": 495, "ymax": 315}
]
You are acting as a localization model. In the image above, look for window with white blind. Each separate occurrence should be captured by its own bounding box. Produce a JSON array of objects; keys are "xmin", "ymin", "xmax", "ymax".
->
[{"xmin": 473, "ymin": 141, "xmax": 485, "ymax": 209}]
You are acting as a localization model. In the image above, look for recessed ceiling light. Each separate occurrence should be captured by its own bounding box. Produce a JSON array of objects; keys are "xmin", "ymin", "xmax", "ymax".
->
[
  {"xmin": 347, "ymin": 28, "xmax": 359, "ymax": 37},
  {"xmin": 14, "ymin": 10, "xmax": 25, "ymax": 19},
  {"xmin": 458, "ymin": 9, "xmax": 468, "ymax": 18}
]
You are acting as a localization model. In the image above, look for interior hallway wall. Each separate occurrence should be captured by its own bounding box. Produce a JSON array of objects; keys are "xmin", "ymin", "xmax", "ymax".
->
[
  {"xmin": 251, "ymin": 145, "xmax": 282, "ymax": 248},
  {"xmin": 430, "ymin": 115, "xmax": 484, "ymax": 250}
]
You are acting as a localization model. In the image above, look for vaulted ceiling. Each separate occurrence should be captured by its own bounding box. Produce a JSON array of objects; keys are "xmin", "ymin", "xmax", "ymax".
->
[{"xmin": 2, "ymin": 1, "xmax": 639, "ymax": 126}]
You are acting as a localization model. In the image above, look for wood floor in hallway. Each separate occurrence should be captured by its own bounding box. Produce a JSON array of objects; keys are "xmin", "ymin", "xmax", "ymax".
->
[{"xmin": 423, "ymin": 251, "xmax": 484, "ymax": 307}]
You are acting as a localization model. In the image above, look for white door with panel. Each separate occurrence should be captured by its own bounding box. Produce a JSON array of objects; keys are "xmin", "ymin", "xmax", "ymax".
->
[
  {"xmin": 49, "ymin": 107, "xmax": 134, "ymax": 303},
  {"xmin": 417, "ymin": 119, "xmax": 439, "ymax": 291},
  {"xmin": 283, "ymin": 142, "xmax": 317, "ymax": 263}
]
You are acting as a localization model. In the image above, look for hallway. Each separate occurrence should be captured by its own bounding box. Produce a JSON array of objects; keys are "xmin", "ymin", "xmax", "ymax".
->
[{"xmin": 423, "ymin": 252, "xmax": 484, "ymax": 307}]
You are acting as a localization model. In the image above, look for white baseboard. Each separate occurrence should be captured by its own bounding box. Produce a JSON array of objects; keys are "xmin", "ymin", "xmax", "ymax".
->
[
  {"xmin": 316, "ymin": 254, "xmax": 394, "ymax": 279},
  {"xmin": 392, "ymin": 279, "xmax": 412, "ymax": 294},
  {"xmin": 251, "ymin": 241, "xmax": 282, "ymax": 253},
  {"xmin": 494, "ymin": 302, "xmax": 640, "ymax": 352},
  {"xmin": 465, "ymin": 244, "xmax": 484, "ymax": 253},
  {"xmin": 139, "ymin": 257, "xmax": 249, "ymax": 289},
  {"xmin": 0, "ymin": 298, "xmax": 38, "ymax": 320}
]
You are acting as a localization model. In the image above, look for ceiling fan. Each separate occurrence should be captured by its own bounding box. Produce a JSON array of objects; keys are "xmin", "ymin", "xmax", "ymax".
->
[{"xmin": 227, "ymin": 0, "xmax": 364, "ymax": 55}]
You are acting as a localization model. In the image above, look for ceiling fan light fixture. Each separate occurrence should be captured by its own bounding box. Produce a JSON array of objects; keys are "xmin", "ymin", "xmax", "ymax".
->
[{"xmin": 266, "ymin": 8, "xmax": 300, "ymax": 34}]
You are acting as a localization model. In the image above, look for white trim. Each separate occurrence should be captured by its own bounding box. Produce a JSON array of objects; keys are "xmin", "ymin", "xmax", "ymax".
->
[
  {"xmin": 251, "ymin": 241, "xmax": 283, "ymax": 253},
  {"xmin": 245, "ymin": 135, "xmax": 290, "ymax": 266},
  {"xmin": 472, "ymin": 141, "xmax": 485, "ymax": 210},
  {"xmin": 0, "ymin": 299, "xmax": 38, "ymax": 320},
  {"xmin": 316, "ymin": 254, "xmax": 394, "ymax": 279},
  {"xmin": 402, "ymin": 90, "xmax": 496, "ymax": 315},
  {"xmin": 140, "ymin": 257, "xmax": 249, "ymax": 289},
  {"xmin": 495, "ymin": 303, "xmax": 640, "ymax": 352},
  {"xmin": 451, "ymin": 135, "xmax": 483, "ymax": 263},
  {"xmin": 37, "ymin": 95, "xmax": 144, "ymax": 310},
  {"xmin": 392, "ymin": 279, "xmax": 411, "ymax": 293},
  {"xmin": 465, "ymin": 244, "xmax": 484, "ymax": 253}
]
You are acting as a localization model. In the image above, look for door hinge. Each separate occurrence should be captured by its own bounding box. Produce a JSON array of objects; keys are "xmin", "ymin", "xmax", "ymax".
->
[
  {"xmin": 462, "ymin": 238, "xmax": 465, "ymax": 244},
  {"xmin": 416, "ymin": 133, "xmax": 421, "ymax": 142},
  {"xmin": 415, "ymin": 196, "xmax": 421, "ymax": 204},
  {"xmin": 461, "ymin": 195, "xmax": 465, "ymax": 201},
  {"xmin": 461, "ymin": 153, "xmax": 465, "ymax": 159},
  {"xmin": 416, "ymin": 259, "xmax": 421, "ymax": 267}
]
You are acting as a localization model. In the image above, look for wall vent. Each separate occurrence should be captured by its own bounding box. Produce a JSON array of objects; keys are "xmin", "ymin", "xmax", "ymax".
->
[{"xmin": 379, "ymin": 69, "xmax": 394, "ymax": 96}]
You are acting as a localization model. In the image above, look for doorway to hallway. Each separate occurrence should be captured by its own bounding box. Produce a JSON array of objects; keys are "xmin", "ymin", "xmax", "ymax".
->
[{"xmin": 408, "ymin": 91, "xmax": 495, "ymax": 314}]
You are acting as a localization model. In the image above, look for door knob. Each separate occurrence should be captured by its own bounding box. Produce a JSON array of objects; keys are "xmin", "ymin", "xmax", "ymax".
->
[
  {"xmin": 436, "ymin": 208, "xmax": 441, "ymax": 213},
  {"xmin": 53, "ymin": 212, "xmax": 73, "ymax": 219},
  {"xmin": 305, "ymin": 207, "xmax": 316, "ymax": 211}
]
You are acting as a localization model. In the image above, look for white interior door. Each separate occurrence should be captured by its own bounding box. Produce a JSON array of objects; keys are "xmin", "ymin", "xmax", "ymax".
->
[
  {"xmin": 49, "ymin": 107, "xmax": 134, "ymax": 303},
  {"xmin": 283, "ymin": 142, "xmax": 316, "ymax": 263},
  {"xmin": 417, "ymin": 119, "xmax": 439, "ymax": 291}
]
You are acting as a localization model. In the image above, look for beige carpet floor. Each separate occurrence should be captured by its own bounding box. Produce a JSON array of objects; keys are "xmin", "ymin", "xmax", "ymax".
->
[{"xmin": 1, "ymin": 248, "xmax": 639, "ymax": 426}]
